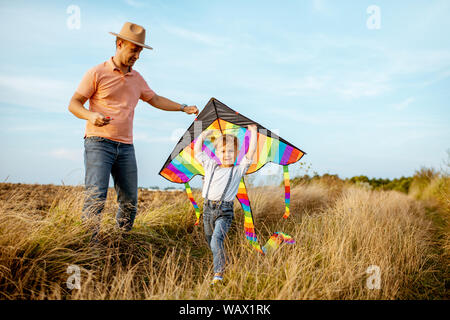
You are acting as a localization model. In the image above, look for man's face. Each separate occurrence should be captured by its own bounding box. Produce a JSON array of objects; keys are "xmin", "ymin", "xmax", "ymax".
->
[{"xmin": 117, "ymin": 39, "xmax": 143, "ymax": 67}]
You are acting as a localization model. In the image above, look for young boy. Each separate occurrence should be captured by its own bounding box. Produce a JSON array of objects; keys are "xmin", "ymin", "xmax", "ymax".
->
[{"xmin": 194, "ymin": 124, "xmax": 258, "ymax": 285}]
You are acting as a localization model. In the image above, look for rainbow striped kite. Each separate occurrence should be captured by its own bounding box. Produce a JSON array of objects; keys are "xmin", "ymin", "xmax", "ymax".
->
[{"xmin": 159, "ymin": 98, "xmax": 306, "ymax": 254}]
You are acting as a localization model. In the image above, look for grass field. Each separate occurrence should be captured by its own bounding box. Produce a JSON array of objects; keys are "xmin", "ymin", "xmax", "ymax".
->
[{"xmin": 0, "ymin": 171, "xmax": 448, "ymax": 300}]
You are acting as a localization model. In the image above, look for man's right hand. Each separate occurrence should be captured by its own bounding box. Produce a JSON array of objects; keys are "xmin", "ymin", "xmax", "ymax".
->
[{"xmin": 89, "ymin": 112, "xmax": 111, "ymax": 127}]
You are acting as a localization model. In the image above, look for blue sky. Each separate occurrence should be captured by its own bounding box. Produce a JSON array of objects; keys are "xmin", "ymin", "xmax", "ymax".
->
[{"xmin": 0, "ymin": 0, "xmax": 449, "ymax": 188}]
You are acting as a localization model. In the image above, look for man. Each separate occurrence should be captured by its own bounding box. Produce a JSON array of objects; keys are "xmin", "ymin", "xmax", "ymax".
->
[{"xmin": 68, "ymin": 22, "xmax": 199, "ymax": 240}]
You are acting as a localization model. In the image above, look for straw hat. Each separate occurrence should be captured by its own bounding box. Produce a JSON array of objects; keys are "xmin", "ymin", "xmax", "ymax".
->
[{"xmin": 109, "ymin": 22, "xmax": 153, "ymax": 50}]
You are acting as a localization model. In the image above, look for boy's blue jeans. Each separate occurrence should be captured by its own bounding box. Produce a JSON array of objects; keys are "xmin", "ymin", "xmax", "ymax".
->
[
  {"xmin": 82, "ymin": 136, "xmax": 138, "ymax": 238},
  {"xmin": 203, "ymin": 200, "xmax": 234, "ymax": 274}
]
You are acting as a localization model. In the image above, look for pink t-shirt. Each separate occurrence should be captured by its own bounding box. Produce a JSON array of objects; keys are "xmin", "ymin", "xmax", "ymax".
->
[{"xmin": 76, "ymin": 57, "xmax": 156, "ymax": 144}]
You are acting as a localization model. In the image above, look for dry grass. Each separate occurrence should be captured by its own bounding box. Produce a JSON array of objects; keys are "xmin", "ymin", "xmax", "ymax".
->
[{"xmin": 0, "ymin": 179, "xmax": 447, "ymax": 299}]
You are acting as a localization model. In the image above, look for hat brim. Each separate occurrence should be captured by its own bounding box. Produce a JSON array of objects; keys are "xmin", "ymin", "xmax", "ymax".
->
[{"xmin": 109, "ymin": 32, "xmax": 153, "ymax": 50}]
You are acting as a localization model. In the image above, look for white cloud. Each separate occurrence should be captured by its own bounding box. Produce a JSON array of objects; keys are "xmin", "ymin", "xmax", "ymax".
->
[
  {"xmin": 391, "ymin": 97, "xmax": 415, "ymax": 111},
  {"xmin": 8, "ymin": 125, "xmax": 59, "ymax": 132},
  {"xmin": 383, "ymin": 49, "xmax": 450, "ymax": 77},
  {"xmin": 261, "ymin": 106, "xmax": 359, "ymax": 127},
  {"xmin": 124, "ymin": 0, "xmax": 147, "ymax": 8},
  {"xmin": 311, "ymin": 0, "xmax": 335, "ymax": 15},
  {"xmin": 333, "ymin": 79, "xmax": 391, "ymax": 100},
  {"xmin": 49, "ymin": 148, "xmax": 83, "ymax": 161},
  {"xmin": 312, "ymin": 0, "xmax": 326, "ymax": 12},
  {"xmin": 162, "ymin": 24, "xmax": 232, "ymax": 48},
  {"xmin": 133, "ymin": 132, "xmax": 175, "ymax": 143},
  {"xmin": 0, "ymin": 75, "xmax": 74, "ymax": 112},
  {"xmin": 235, "ymin": 72, "xmax": 391, "ymax": 100},
  {"xmin": 227, "ymin": 30, "xmax": 450, "ymax": 100}
]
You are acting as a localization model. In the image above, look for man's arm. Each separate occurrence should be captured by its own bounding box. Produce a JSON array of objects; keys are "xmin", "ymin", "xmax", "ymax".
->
[
  {"xmin": 245, "ymin": 124, "xmax": 258, "ymax": 161},
  {"xmin": 147, "ymin": 94, "xmax": 199, "ymax": 115},
  {"xmin": 68, "ymin": 92, "xmax": 111, "ymax": 127}
]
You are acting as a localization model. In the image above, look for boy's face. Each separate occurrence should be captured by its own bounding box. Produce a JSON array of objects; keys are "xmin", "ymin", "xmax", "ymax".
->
[{"xmin": 216, "ymin": 141, "xmax": 237, "ymax": 166}]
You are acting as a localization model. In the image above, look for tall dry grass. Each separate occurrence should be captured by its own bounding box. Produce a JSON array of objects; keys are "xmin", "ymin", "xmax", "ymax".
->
[
  {"xmin": 408, "ymin": 166, "xmax": 449, "ymax": 292},
  {"xmin": 0, "ymin": 179, "xmax": 445, "ymax": 299}
]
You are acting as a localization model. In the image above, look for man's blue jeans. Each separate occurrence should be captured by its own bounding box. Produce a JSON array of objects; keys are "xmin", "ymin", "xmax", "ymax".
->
[
  {"xmin": 203, "ymin": 200, "xmax": 234, "ymax": 274},
  {"xmin": 82, "ymin": 136, "xmax": 138, "ymax": 238}
]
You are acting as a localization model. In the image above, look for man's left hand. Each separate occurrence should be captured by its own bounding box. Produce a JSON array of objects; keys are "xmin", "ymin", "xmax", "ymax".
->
[{"xmin": 183, "ymin": 105, "xmax": 199, "ymax": 116}]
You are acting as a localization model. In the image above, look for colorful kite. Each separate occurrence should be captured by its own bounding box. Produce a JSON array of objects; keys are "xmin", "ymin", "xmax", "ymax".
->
[{"xmin": 159, "ymin": 98, "xmax": 306, "ymax": 254}]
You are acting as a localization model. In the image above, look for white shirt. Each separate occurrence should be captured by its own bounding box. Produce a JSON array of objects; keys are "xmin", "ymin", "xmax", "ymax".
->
[{"xmin": 197, "ymin": 151, "xmax": 252, "ymax": 202}]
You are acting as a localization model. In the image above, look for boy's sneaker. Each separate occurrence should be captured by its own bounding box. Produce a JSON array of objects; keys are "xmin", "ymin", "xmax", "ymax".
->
[{"xmin": 210, "ymin": 275, "xmax": 223, "ymax": 286}]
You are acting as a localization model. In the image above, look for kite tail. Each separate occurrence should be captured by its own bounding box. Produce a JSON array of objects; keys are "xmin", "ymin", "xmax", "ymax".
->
[
  {"xmin": 282, "ymin": 165, "xmax": 291, "ymax": 219},
  {"xmin": 184, "ymin": 182, "xmax": 200, "ymax": 225},
  {"xmin": 236, "ymin": 179, "xmax": 264, "ymax": 254},
  {"xmin": 262, "ymin": 232, "xmax": 295, "ymax": 254},
  {"xmin": 236, "ymin": 178, "xmax": 294, "ymax": 255}
]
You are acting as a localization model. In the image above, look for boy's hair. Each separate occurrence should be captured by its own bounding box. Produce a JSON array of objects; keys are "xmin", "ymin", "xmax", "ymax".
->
[{"xmin": 213, "ymin": 134, "xmax": 240, "ymax": 153}]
